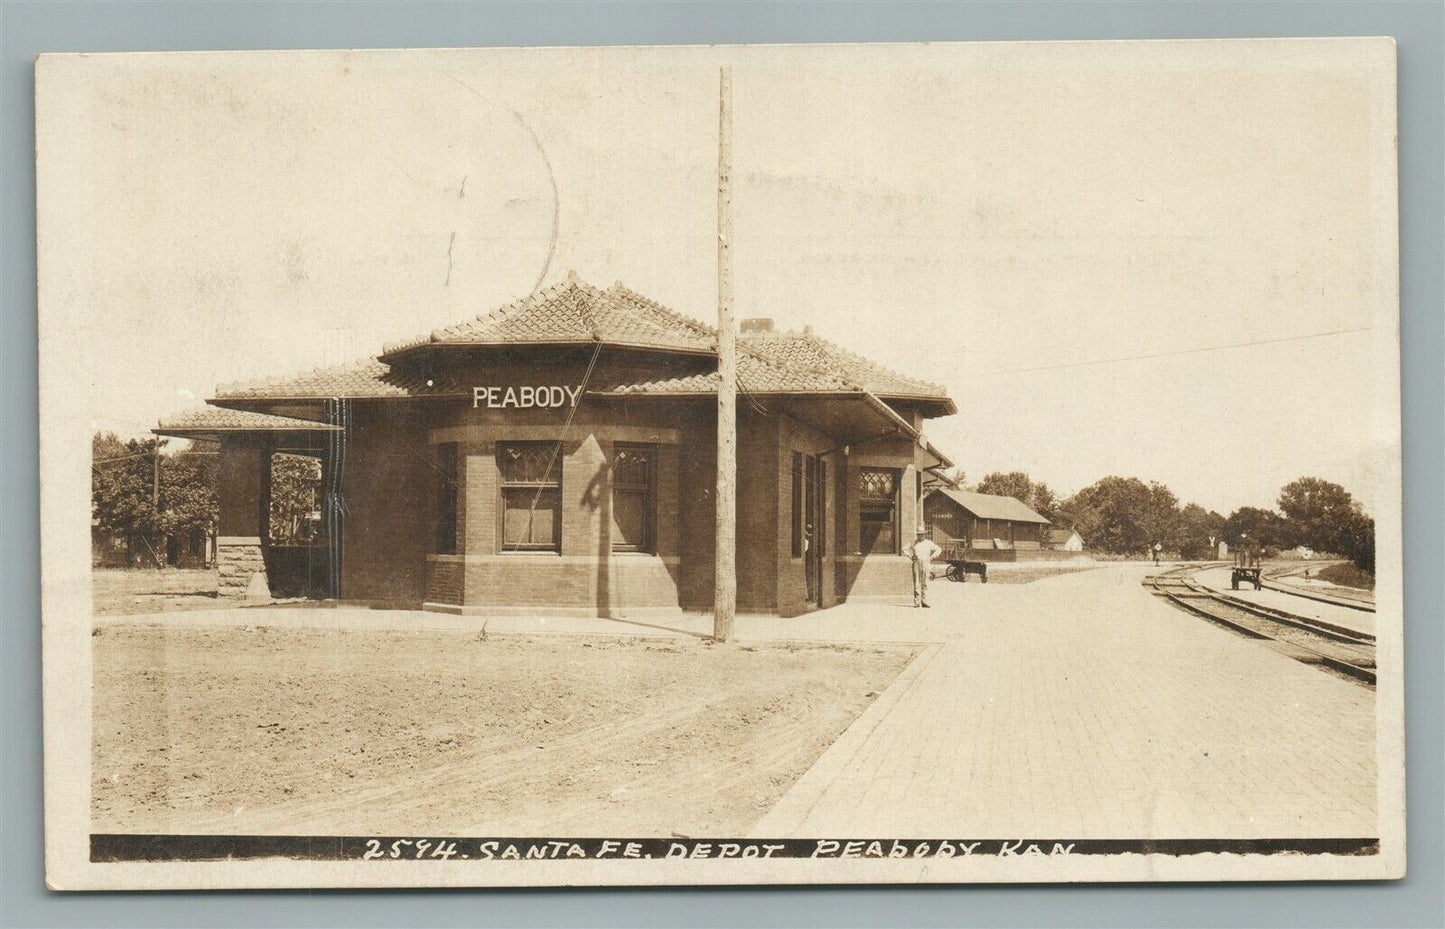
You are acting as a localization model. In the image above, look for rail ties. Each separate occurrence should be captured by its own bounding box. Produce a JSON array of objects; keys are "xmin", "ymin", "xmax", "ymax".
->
[
  {"xmin": 1144, "ymin": 565, "xmax": 1375, "ymax": 688},
  {"xmin": 1259, "ymin": 564, "xmax": 1376, "ymax": 614}
]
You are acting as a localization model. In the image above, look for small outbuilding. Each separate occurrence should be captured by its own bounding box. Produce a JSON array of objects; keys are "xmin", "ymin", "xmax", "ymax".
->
[
  {"xmin": 1044, "ymin": 528, "xmax": 1084, "ymax": 552},
  {"xmin": 923, "ymin": 488, "xmax": 1052, "ymax": 553}
]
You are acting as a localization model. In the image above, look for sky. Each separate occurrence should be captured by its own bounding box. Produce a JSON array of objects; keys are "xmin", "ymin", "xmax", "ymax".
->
[{"xmin": 48, "ymin": 41, "xmax": 1398, "ymax": 516}]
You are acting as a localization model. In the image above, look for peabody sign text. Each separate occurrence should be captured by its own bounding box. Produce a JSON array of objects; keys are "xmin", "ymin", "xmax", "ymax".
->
[{"xmin": 473, "ymin": 385, "xmax": 583, "ymax": 410}]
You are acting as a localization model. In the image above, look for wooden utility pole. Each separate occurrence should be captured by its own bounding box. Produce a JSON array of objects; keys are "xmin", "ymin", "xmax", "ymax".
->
[
  {"xmin": 151, "ymin": 443, "xmax": 162, "ymax": 568},
  {"xmin": 713, "ymin": 66, "xmax": 737, "ymax": 642}
]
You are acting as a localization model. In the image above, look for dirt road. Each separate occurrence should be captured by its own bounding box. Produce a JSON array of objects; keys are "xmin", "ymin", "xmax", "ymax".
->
[{"xmin": 92, "ymin": 624, "xmax": 915, "ymax": 837}]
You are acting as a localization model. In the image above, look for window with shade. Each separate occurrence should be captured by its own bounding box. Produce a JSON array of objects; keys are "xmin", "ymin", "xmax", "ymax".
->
[
  {"xmin": 858, "ymin": 467, "xmax": 899, "ymax": 555},
  {"xmin": 612, "ymin": 443, "xmax": 656, "ymax": 552},
  {"xmin": 434, "ymin": 442, "xmax": 458, "ymax": 555},
  {"xmin": 498, "ymin": 442, "xmax": 562, "ymax": 552}
]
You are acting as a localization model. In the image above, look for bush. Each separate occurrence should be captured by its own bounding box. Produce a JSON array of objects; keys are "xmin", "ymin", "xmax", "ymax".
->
[
  {"xmin": 1334, "ymin": 511, "xmax": 1375, "ymax": 574},
  {"xmin": 1316, "ymin": 561, "xmax": 1375, "ymax": 591}
]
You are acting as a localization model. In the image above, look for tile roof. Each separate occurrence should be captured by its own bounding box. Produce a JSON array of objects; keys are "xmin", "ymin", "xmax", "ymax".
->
[
  {"xmin": 592, "ymin": 344, "xmax": 855, "ymax": 396},
  {"xmin": 381, "ymin": 273, "xmax": 715, "ymax": 358},
  {"xmin": 156, "ymin": 407, "xmax": 342, "ymax": 433},
  {"xmin": 929, "ymin": 488, "xmax": 1052, "ymax": 524},
  {"xmin": 206, "ymin": 276, "xmax": 955, "ymax": 417},
  {"xmin": 740, "ymin": 329, "xmax": 948, "ymax": 401},
  {"xmin": 214, "ymin": 357, "xmax": 421, "ymax": 400}
]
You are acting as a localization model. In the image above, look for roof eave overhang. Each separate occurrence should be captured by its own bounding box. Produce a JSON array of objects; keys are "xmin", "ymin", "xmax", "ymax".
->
[
  {"xmin": 781, "ymin": 389, "xmax": 927, "ymax": 449},
  {"xmin": 590, "ymin": 387, "xmax": 928, "ymax": 449},
  {"xmin": 208, "ymin": 395, "xmax": 433, "ymax": 406},
  {"xmin": 917, "ymin": 438, "xmax": 954, "ymax": 471},
  {"xmin": 587, "ymin": 389, "xmax": 863, "ymax": 399},
  {"xmin": 154, "ymin": 426, "xmax": 342, "ymax": 440},
  {"xmin": 878, "ymin": 394, "xmax": 958, "ymax": 417}
]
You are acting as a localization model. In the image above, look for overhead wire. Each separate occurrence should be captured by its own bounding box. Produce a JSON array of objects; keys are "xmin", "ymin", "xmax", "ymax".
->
[{"xmin": 964, "ymin": 326, "xmax": 1372, "ymax": 377}]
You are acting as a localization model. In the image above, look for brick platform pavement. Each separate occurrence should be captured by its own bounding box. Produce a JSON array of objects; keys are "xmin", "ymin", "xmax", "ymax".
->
[{"xmin": 750, "ymin": 564, "xmax": 1378, "ymax": 840}]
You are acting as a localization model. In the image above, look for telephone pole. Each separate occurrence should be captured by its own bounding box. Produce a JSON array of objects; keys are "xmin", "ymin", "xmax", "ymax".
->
[
  {"xmin": 713, "ymin": 66, "xmax": 737, "ymax": 642},
  {"xmin": 151, "ymin": 441, "xmax": 162, "ymax": 568}
]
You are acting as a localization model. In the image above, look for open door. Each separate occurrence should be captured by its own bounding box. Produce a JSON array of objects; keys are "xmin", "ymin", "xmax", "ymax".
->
[{"xmin": 804, "ymin": 454, "xmax": 822, "ymax": 605}]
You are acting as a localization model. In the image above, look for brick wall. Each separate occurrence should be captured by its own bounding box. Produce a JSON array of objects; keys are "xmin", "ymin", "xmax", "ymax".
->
[
  {"xmin": 428, "ymin": 398, "xmax": 700, "ymax": 614},
  {"xmin": 837, "ymin": 554, "xmax": 913, "ymax": 604},
  {"xmin": 774, "ymin": 416, "xmax": 837, "ymax": 617},
  {"xmin": 832, "ymin": 437, "xmax": 918, "ymax": 606},
  {"xmin": 425, "ymin": 557, "xmax": 464, "ymax": 605},
  {"xmin": 339, "ymin": 403, "xmax": 434, "ymax": 605},
  {"xmin": 217, "ymin": 437, "xmax": 267, "ymax": 538},
  {"xmin": 675, "ymin": 404, "xmax": 717, "ymax": 610},
  {"xmin": 228, "ymin": 371, "xmax": 931, "ymax": 615},
  {"xmin": 456, "ymin": 555, "xmax": 681, "ymax": 614},
  {"xmin": 216, "ymin": 436, "xmax": 269, "ymax": 595},
  {"xmin": 735, "ymin": 407, "xmax": 779, "ymax": 612}
]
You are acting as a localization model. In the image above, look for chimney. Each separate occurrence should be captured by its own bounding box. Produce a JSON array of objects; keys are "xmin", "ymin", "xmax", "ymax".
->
[{"xmin": 739, "ymin": 318, "xmax": 774, "ymax": 335}]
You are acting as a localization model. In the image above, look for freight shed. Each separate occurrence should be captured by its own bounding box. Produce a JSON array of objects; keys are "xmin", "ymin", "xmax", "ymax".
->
[
  {"xmin": 156, "ymin": 274, "xmax": 957, "ymax": 618},
  {"xmin": 923, "ymin": 488, "xmax": 1052, "ymax": 555}
]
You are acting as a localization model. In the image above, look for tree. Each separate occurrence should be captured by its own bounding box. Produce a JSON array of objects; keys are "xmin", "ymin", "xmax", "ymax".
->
[
  {"xmin": 1141, "ymin": 482, "xmax": 1182, "ymax": 551},
  {"xmin": 1277, "ymin": 477, "xmax": 1359, "ymax": 553},
  {"xmin": 92, "ymin": 434, "xmax": 165, "ymax": 563},
  {"xmin": 976, "ymin": 471, "xmax": 1058, "ymax": 522},
  {"xmin": 1335, "ymin": 509, "xmax": 1375, "ymax": 573},
  {"xmin": 92, "ymin": 432, "xmax": 218, "ymax": 566},
  {"xmin": 976, "ymin": 471, "xmax": 1032, "ymax": 501},
  {"xmin": 269, "ymin": 453, "xmax": 322, "ymax": 544},
  {"xmin": 1223, "ymin": 506, "xmax": 1294, "ymax": 552},
  {"xmin": 159, "ymin": 445, "xmax": 218, "ymax": 538},
  {"xmin": 1028, "ymin": 480, "xmax": 1059, "ymax": 523},
  {"xmin": 1276, "ymin": 477, "xmax": 1374, "ymax": 572},
  {"xmin": 1174, "ymin": 503, "xmax": 1227, "ymax": 559},
  {"xmin": 1063, "ymin": 476, "xmax": 1154, "ymax": 555}
]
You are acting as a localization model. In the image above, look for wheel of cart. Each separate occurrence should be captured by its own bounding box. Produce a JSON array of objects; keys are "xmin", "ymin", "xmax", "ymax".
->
[{"xmin": 939, "ymin": 541, "xmax": 987, "ymax": 583}]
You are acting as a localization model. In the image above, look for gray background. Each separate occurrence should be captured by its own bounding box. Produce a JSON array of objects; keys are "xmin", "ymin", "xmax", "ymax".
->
[{"xmin": 2, "ymin": 2, "xmax": 1440, "ymax": 926}]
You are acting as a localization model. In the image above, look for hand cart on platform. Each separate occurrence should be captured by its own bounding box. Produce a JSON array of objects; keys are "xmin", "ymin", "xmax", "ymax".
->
[
  {"xmin": 1231, "ymin": 549, "xmax": 1263, "ymax": 590},
  {"xmin": 940, "ymin": 540, "xmax": 988, "ymax": 583}
]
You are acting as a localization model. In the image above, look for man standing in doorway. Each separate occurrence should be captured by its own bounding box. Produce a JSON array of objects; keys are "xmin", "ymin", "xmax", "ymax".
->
[{"xmin": 910, "ymin": 528, "xmax": 942, "ymax": 608}]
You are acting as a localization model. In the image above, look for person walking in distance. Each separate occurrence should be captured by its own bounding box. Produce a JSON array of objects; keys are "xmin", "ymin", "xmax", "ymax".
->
[
  {"xmin": 1152, "ymin": 541, "xmax": 1162, "ymax": 566},
  {"xmin": 910, "ymin": 528, "xmax": 943, "ymax": 608}
]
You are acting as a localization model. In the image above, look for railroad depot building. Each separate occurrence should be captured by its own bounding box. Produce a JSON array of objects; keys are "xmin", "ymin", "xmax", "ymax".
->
[{"xmin": 157, "ymin": 274, "xmax": 956, "ymax": 617}]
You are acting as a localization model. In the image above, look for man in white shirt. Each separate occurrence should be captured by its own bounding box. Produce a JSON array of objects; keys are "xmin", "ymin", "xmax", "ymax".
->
[{"xmin": 910, "ymin": 529, "xmax": 943, "ymax": 608}]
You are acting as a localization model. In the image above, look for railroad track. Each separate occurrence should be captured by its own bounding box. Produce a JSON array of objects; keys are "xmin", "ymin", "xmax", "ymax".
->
[
  {"xmin": 1260, "ymin": 562, "xmax": 1376, "ymax": 614},
  {"xmin": 1144, "ymin": 565, "xmax": 1376, "ymax": 687}
]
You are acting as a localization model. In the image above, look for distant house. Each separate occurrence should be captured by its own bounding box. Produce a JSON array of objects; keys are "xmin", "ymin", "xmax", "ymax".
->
[
  {"xmin": 91, "ymin": 520, "xmax": 214, "ymax": 568},
  {"xmin": 923, "ymin": 489, "xmax": 1052, "ymax": 551},
  {"xmin": 1045, "ymin": 528, "xmax": 1084, "ymax": 552}
]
